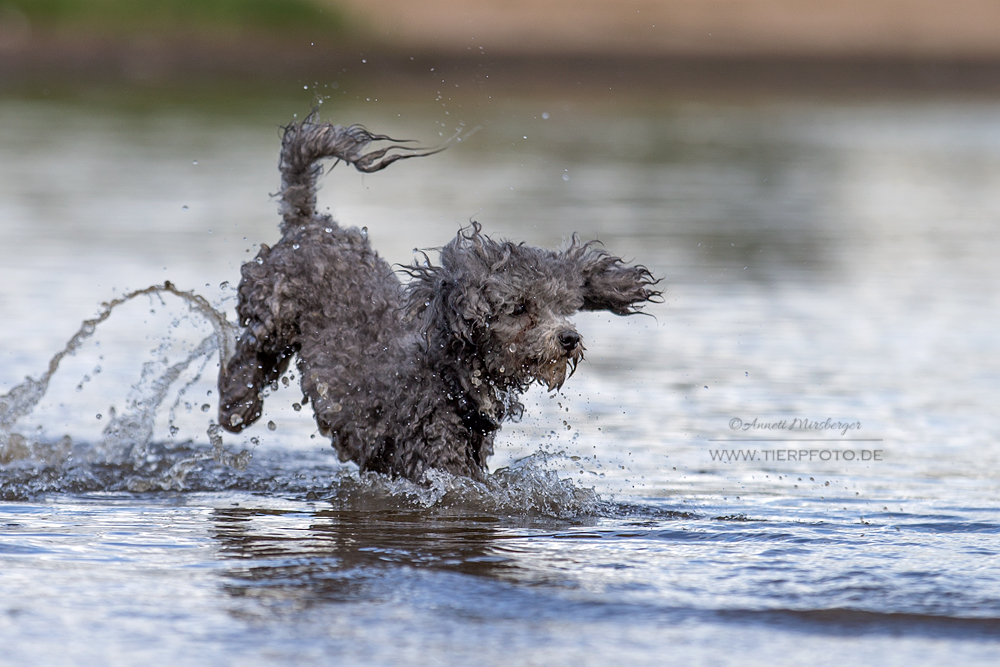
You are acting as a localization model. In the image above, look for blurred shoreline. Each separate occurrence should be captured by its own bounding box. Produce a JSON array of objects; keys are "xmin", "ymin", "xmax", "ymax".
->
[
  {"xmin": 1, "ymin": 0, "xmax": 1000, "ymax": 99},
  {"xmin": 5, "ymin": 38, "xmax": 1000, "ymax": 100}
]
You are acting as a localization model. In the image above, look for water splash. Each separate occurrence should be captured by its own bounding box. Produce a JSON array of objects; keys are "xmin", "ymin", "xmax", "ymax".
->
[
  {"xmin": 0, "ymin": 282, "xmax": 247, "ymax": 493},
  {"xmin": 0, "ymin": 282, "xmax": 234, "ymax": 441},
  {"xmin": 322, "ymin": 451, "xmax": 606, "ymax": 519},
  {"xmin": 100, "ymin": 334, "xmax": 219, "ymax": 459}
]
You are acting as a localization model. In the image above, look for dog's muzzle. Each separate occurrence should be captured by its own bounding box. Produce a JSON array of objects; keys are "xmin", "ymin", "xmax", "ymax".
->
[{"xmin": 537, "ymin": 329, "xmax": 584, "ymax": 391}]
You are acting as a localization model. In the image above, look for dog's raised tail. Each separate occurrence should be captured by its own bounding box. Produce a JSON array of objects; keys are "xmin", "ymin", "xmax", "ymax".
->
[{"xmin": 278, "ymin": 112, "xmax": 440, "ymax": 230}]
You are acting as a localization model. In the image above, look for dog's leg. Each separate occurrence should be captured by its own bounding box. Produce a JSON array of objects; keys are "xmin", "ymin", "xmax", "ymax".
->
[
  {"xmin": 218, "ymin": 334, "xmax": 291, "ymax": 433},
  {"xmin": 218, "ymin": 244, "xmax": 297, "ymax": 434}
]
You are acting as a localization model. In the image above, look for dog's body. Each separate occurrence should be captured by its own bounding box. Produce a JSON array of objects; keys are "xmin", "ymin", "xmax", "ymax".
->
[{"xmin": 218, "ymin": 115, "xmax": 659, "ymax": 481}]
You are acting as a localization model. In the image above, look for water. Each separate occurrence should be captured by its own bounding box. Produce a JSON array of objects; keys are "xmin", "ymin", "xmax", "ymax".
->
[{"xmin": 1, "ymin": 93, "xmax": 999, "ymax": 665}]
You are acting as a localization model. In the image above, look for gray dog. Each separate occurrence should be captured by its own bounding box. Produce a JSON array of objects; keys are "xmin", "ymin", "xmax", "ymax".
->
[{"xmin": 218, "ymin": 113, "xmax": 660, "ymax": 481}]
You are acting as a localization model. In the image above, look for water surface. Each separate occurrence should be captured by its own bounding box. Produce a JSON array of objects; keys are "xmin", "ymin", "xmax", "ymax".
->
[{"xmin": 1, "ymin": 93, "xmax": 999, "ymax": 665}]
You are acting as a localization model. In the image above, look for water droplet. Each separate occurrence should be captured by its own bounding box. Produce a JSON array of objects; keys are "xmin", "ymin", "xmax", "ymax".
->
[
  {"xmin": 542, "ymin": 112, "xmax": 549, "ymax": 119},
  {"xmin": 192, "ymin": 160, "xmax": 198, "ymax": 165},
  {"xmin": 562, "ymin": 173, "xmax": 569, "ymax": 181},
  {"xmin": 255, "ymin": 257, "xmax": 263, "ymax": 264},
  {"xmin": 292, "ymin": 243, "xmax": 300, "ymax": 250},
  {"xmin": 267, "ymin": 421, "xmax": 277, "ymax": 431},
  {"xmin": 219, "ymin": 281, "xmax": 229, "ymax": 290},
  {"xmin": 508, "ymin": 344, "xmax": 516, "ymax": 352},
  {"xmin": 325, "ymin": 227, "xmax": 333, "ymax": 233},
  {"xmin": 182, "ymin": 205, "xmax": 189, "ymax": 211},
  {"xmin": 169, "ymin": 425, "xmax": 179, "ymax": 436},
  {"xmin": 95, "ymin": 413, "xmax": 102, "ymax": 420},
  {"xmin": 201, "ymin": 404, "xmax": 211, "ymax": 412},
  {"xmin": 361, "ymin": 226, "xmax": 368, "ymax": 238},
  {"xmin": 292, "ymin": 403, "xmax": 302, "ymax": 412}
]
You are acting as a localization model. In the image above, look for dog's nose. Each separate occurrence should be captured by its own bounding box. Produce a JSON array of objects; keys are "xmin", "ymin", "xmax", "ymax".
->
[{"xmin": 558, "ymin": 329, "xmax": 581, "ymax": 352}]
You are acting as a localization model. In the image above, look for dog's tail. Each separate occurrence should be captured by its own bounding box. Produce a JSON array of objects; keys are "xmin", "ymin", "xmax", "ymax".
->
[{"xmin": 278, "ymin": 111, "xmax": 439, "ymax": 230}]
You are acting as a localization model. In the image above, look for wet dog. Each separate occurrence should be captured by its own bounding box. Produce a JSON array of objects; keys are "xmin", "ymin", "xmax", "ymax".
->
[{"xmin": 218, "ymin": 113, "xmax": 660, "ymax": 481}]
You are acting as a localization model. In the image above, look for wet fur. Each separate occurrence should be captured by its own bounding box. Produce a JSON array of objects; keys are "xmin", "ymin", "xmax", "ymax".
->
[{"xmin": 218, "ymin": 113, "xmax": 660, "ymax": 481}]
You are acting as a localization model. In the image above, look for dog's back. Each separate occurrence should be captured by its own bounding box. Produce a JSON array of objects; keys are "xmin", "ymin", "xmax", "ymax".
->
[{"xmin": 218, "ymin": 115, "xmax": 426, "ymax": 438}]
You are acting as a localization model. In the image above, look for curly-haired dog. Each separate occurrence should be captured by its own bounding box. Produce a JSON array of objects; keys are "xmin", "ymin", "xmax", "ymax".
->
[{"xmin": 218, "ymin": 114, "xmax": 660, "ymax": 481}]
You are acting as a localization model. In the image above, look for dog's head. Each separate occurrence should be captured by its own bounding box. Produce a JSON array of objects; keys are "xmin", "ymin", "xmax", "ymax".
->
[{"xmin": 406, "ymin": 224, "xmax": 660, "ymax": 392}]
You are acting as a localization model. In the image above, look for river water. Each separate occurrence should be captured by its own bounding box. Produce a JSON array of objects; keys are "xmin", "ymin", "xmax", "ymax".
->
[{"xmin": 1, "ymin": 91, "xmax": 999, "ymax": 665}]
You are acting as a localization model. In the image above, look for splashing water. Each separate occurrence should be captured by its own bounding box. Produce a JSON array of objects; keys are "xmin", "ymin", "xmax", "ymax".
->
[
  {"xmin": 0, "ymin": 282, "xmax": 234, "ymax": 436},
  {"xmin": 0, "ymin": 282, "xmax": 250, "ymax": 493},
  {"xmin": 321, "ymin": 451, "xmax": 605, "ymax": 518}
]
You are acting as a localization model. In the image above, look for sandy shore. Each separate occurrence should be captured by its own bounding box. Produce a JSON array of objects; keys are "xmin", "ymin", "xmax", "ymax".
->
[{"xmin": 331, "ymin": 0, "xmax": 1000, "ymax": 58}]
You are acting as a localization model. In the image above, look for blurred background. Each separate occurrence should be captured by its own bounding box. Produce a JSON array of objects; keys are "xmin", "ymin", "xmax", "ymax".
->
[{"xmin": 2, "ymin": 0, "xmax": 1000, "ymax": 92}]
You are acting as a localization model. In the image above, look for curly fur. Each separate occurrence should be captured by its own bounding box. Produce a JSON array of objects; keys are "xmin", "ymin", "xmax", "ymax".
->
[{"xmin": 218, "ymin": 112, "xmax": 661, "ymax": 481}]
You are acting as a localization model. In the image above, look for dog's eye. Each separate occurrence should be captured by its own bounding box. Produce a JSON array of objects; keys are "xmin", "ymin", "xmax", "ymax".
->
[{"xmin": 511, "ymin": 303, "xmax": 527, "ymax": 316}]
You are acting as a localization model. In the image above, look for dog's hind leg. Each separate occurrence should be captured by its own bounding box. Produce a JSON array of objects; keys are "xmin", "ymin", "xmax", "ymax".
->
[
  {"xmin": 217, "ymin": 243, "xmax": 299, "ymax": 433},
  {"xmin": 218, "ymin": 335, "xmax": 292, "ymax": 432}
]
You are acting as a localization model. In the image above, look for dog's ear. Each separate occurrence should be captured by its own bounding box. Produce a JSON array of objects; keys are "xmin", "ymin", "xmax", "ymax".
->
[
  {"xmin": 449, "ymin": 284, "xmax": 492, "ymax": 332},
  {"xmin": 405, "ymin": 225, "xmax": 505, "ymax": 345},
  {"xmin": 404, "ymin": 260, "xmax": 489, "ymax": 346},
  {"xmin": 564, "ymin": 239, "xmax": 662, "ymax": 315},
  {"xmin": 432, "ymin": 273, "xmax": 490, "ymax": 345}
]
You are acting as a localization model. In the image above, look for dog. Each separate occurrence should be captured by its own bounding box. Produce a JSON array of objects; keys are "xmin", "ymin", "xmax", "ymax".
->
[{"xmin": 218, "ymin": 113, "xmax": 660, "ymax": 481}]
